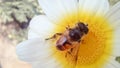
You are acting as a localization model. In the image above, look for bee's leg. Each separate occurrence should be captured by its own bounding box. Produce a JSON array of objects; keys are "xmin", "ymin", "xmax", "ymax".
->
[
  {"xmin": 77, "ymin": 39, "xmax": 85, "ymax": 44},
  {"xmin": 66, "ymin": 25, "xmax": 71, "ymax": 30},
  {"xmin": 81, "ymin": 40, "xmax": 85, "ymax": 44},
  {"xmin": 45, "ymin": 33, "xmax": 62, "ymax": 40},
  {"xmin": 67, "ymin": 50, "xmax": 73, "ymax": 56},
  {"xmin": 77, "ymin": 39, "xmax": 81, "ymax": 43},
  {"xmin": 70, "ymin": 48, "xmax": 73, "ymax": 52},
  {"xmin": 65, "ymin": 52, "xmax": 67, "ymax": 58},
  {"xmin": 65, "ymin": 49, "xmax": 73, "ymax": 57}
]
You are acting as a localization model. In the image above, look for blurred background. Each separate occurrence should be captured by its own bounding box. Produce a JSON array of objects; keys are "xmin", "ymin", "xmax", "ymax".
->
[
  {"xmin": 0, "ymin": 0, "xmax": 120, "ymax": 68},
  {"xmin": 0, "ymin": 0, "xmax": 42, "ymax": 45}
]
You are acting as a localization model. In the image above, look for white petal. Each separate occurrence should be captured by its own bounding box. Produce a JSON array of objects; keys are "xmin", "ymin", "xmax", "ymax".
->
[
  {"xmin": 104, "ymin": 29, "xmax": 120, "ymax": 56},
  {"xmin": 31, "ymin": 58, "xmax": 62, "ymax": 68},
  {"xmin": 38, "ymin": 0, "xmax": 78, "ymax": 25},
  {"xmin": 112, "ymin": 29, "xmax": 120, "ymax": 56},
  {"xmin": 16, "ymin": 38, "xmax": 54, "ymax": 62},
  {"xmin": 79, "ymin": 0, "xmax": 109, "ymax": 16},
  {"xmin": 105, "ymin": 2, "xmax": 120, "ymax": 28},
  {"xmin": 103, "ymin": 63, "xmax": 115, "ymax": 68},
  {"xmin": 104, "ymin": 2, "xmax": 120, "ymax": 57},
  {"xmin": 103, "ymin": 57, "xmax": 120, "ymax": 68},
  {"xmin": 28, "ymin": 15, "xmax": 56, "ymax": 39},
  {"xmin": 28, "ymin": 29, "xmax": 40, "ymax": 39}
]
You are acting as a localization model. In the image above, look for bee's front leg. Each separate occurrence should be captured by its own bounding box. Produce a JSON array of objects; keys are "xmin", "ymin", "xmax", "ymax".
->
[
  {"xmin": 45, "ymin": 33, "xmax": 62, "ymax": 40},
  {"xmin": 65, "ymin": 50, "xmax": 73, "ymax": 58}
]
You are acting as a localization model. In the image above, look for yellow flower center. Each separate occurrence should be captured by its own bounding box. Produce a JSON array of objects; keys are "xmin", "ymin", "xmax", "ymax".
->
[{"xmin": 51, "ymin": 11, "xmax": 113, "ymax": 68}]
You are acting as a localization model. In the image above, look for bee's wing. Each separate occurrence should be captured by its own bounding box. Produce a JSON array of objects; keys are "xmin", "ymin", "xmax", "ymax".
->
[{"xmin": 56, "ymin": 36, "xmax": 67, "ymax": 46}]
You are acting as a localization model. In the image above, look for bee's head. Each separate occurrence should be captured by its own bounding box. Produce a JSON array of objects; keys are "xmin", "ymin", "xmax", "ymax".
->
[{"xmin": 77, "ymin": 22, "xmax": 89, "ymax": 34}]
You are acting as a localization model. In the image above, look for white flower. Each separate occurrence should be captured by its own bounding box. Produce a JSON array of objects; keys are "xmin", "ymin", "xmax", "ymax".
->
[{"xmin": 16, "ymin": 0, "xmax": 120, "ymax": 68}]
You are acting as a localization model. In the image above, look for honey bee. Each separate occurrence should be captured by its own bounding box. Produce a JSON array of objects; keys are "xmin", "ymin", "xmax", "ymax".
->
[{"xmin": 46, "ymin": 22, "xmax": 89, "ymax": 51}]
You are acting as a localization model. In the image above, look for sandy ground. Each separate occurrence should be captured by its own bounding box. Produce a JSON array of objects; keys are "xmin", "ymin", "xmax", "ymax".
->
[{"xmin": 0, "ymin": 36, "xmax": 31, "ymax": 68}]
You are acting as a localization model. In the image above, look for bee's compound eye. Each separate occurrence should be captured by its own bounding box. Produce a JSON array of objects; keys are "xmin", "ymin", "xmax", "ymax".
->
[{"xmin": 69, "ymin": 30, "xmax": 80, "ymax": 41}]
